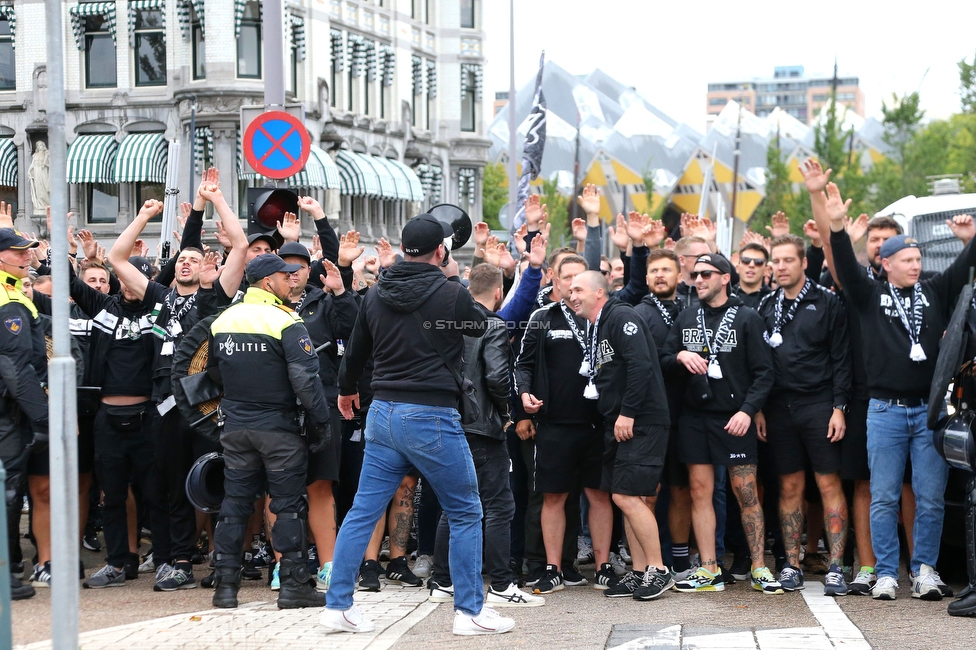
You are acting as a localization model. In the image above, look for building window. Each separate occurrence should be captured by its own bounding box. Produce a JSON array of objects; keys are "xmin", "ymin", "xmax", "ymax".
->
[
  {"xmin": 289, "ymin": 47, "xmax": 298, "ymax": 97},
  {"xmin": 87, "ymin": 183, "xmax": 119, "ymax": 224},
  {"xmin": 192, "ymin": 12, "xmax": 205, "ymax": 79},
  {"xmin": 85, "ymin": 16, "xmax": 117, "ymax": 88},
  {"xmin": 133, "ymin": 8, "xmax": 165, "ymax": 86},
  {"xmin": 237, "ymin": 2, "xmax": 262, "ymax": 79},
  {"xmin": 0, "ymin": 19, "xmax": 13, "ymax": 91},
  {"xmin": 380, "ymin": 82, "xmax": 386, "ymax": 119},
  {"xmin": 347, "ymin": 63, "xmax": 354, "ymax": 112},
  {"xmin": 460, "ymin": 0, "xmax": 475, "ymax": 28},
  {"xmin": 136, "ymin": 182, "xmax": 164, "ymax": 222},
  {"xmin": 461, "ymin": 69, "xmax": 476, "ymax": 132}
]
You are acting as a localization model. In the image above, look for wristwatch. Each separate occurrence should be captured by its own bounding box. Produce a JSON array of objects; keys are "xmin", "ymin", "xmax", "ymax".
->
[{"xmin": 833, "ymin": 404, "xmax": 848, "ymax": 414}]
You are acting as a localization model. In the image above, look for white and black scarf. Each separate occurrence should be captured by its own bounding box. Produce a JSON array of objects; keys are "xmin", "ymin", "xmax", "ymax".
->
[
  {"xmin": 697, "ymin": 305, "xmax": 738, "ymax": 379},
  {"xmin": 888, "ymin": 282, "xmax": 927, "ymax": 361},
  {"xmin": 764, "ymin": 279, "xmax": 812, "ymax": 348}
]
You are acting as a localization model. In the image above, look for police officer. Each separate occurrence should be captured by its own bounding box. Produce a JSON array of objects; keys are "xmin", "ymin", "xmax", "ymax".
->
[
  {"xmin": 0, "ymin": 228, "xmax": 45, "ymax": 600},
  {"xmin": 207, "ymin": 254, "xmax": 332, "ymax": 609}
]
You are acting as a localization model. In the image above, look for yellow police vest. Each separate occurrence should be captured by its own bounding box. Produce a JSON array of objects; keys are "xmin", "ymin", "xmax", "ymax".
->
[
  {"xmin": 0, "ymin": 270, "xmax": 38, "ymax": 320},
  {"xmin": 210, "ymin": 287, "xmax": 303, "ymax": 340}
]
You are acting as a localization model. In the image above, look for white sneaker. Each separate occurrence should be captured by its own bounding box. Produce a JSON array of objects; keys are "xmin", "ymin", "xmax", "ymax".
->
[
  {"xmin": 487, "ymin": 583, "xmax": 545, "ymax": 607},
  {"xmin": 872, "ymin": 576, "xmax": 898, "ymax": 600},
  {"xmin": 138, "ymin": 553, "xmax": 155, "ymax": 574},
  {"xmin": 413, "ymin": 554, "xmax": 433, "ymax": 579},
  {"xmin": 428, "ymin": 579, "xmax": 454, "ymax": 602},
  {"xmin": 320, "ymin": 605, "xmax": 376, "ymax": 633},
  {"xmin": 453, "ymin": 606, "xmax": 515, "ymax": 636},
  {"xmin": 608, "ymin": 552, "xmax": 627, "ymax": 577},
  {"xmin": 911, "ymin": 564, "xmax": 943, "ymax": 601}
]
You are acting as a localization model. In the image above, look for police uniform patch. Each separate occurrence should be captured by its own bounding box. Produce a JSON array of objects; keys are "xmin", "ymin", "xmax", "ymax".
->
[
  {"xmin": 299, "ymin": 334, "xmax": 313, "ymax": 355},
  {"xmin": 4, "ymin": 317, "xmax": 21, "ymax": 335},
  {"xmin": 622, "ymin": 321, "xmax": 638, "ymax": 336}
]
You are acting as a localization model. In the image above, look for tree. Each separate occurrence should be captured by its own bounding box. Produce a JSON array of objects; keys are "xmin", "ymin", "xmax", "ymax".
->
[
  {"xmin": 750, "ymin": 142, "xmax": 810, "ymax": 236},
  {"xmin": 480, "ymin": 162, "xmax": 507, "ymax": 229},
  {"xmin": 641, "ymin": 162, "xmax": 666, "ymax": 220},
  {"xmin": 960, "ymin": 50, "xmax": 976, "ymax": 114},
  {"xmin": 539, "ymin": 177, "xmax": 570, "ymax": 247}
]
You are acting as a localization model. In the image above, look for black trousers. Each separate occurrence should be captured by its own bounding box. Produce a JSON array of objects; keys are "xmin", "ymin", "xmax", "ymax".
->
[
  {"xmin": 214, "ymin": 427, "xmax": 308, "ymax": 570},
  {"xmin": 433, "ymin": 435, "xmax": 515, "ymax": 589},
  {"xmin": 152, "ymin": 407, "xmax": 221, "ymax": 566},
  {"xmin": 93, "ymin": 403, "xmax": 166, "ymax": 568},
  {"xmin": 335, "ymin": 414, "xmax": 366, "ymax": 527}
]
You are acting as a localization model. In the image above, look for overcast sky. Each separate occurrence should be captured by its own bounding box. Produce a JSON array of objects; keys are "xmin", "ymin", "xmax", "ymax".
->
[{"xmin": 482, "ymin": 0, "xmax": 975, "ymax": 131}]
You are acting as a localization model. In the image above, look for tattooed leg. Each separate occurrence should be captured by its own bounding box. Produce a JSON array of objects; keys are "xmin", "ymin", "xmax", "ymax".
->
[
  {"xmin": 778, "ymin": 471, "xmax": 806, "ymax": 567},
  {"xmin": 730, "ymin": 464, "xmax": 766, "ymax": 569},
  {"xmin": 815, "ymin": 472, "xmax": 848, "ymax": 567},
  {"xmin": 389, "ymin": 476, "xmax": 417, "ymax": 557}
]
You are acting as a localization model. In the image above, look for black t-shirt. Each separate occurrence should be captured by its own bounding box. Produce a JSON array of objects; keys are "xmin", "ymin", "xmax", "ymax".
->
[
  {"xmin": 542, "ymin": 310, "xmax": 600, "ymax": 424},
  {"xmin": 102, "ymin": 312, "xmax": 155, "ymax": 397}
]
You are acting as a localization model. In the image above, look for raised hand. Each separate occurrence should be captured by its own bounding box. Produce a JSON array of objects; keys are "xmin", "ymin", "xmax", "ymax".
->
[
  {"xmin": 699, "ymin": 216, "xmax": 717, "ymax": 243},
  {"xmin": 198, "ymin": 180, "xmax": 223, "ymax": 204},
  {"xmin": 0, "ymin": 201, "xmax": 13, "ymax": 229},
  {"xmin": 679, "ymin": 212, "xmax": 698, "ymax": 238},
  {"xmin": 524, "ymin": 194, "xmax": 548, "ymax": 230},
  {"xmin": 800, "ymin": 159, "xmax": 832, "ymax": 194},
  {"xmin": 946, "ymin": 214, "xmax": 976, "ymax": 245},
  {"xmin": 352, "ymin": 250, "xmax": 367, "ymax": 273},
  {"xmin": 320, "ymin": 259, "xmax": 345, "ymax": 293},
  {"xmin": 178, "ymin": 202, "xmax": 192, "ymax": 229},
  {"xmin": 375, "ymin": 237, "xmax": 398, "ymax": 269},
  {"xmin": 626, "ymin": 211, "xmax": 648, "ymax": 245},
  {"xmin": 802, "ymin": 220, "xmax": 823, "ymax": 248},
  {"xmin": 76, "ymin": 229, "xmax": 98, "ymax": 260},
  {"xmin": 513, "ymin": 224, "xmax": 528, "ymax": 255},
  {"xmin": 482, "ymin": 235, "xmax": 501, "ymax": 266},
  {"xmin": 310, "ymin": 234, "xmax": 323, "ymax": 261},
  {"xmin": 473, "ymin": 220, "xmax": 490, "ymax": 248},
  {"xmin": 824, "ymin": 183, "xmax": 852, "ymax": 228},
  {"xmin": 213, "ymin": 219, "xmax": 233, "ymax": 249},
  {"xmin": 199, "ymin": 251, "xmax": 222, "ymax": 287},
  {"xmin": 364, "ymin": 255, "xmax": 380, "ymax": 275},
  {"xmin": 276, "ymin": 211, "xmax": 301, "ymax": 242},
  {"xmin": 642, "ymin": 219, "xmax": 666, "ymax": 248},
  {"xmin": 663, "ymin": 237, "xmax": 676, "ymax": 251},
  {"xmin": 137, "ymin": 199, "xmax": 164, "ymax": 221},
  {"xmin": 527, "ymin": 231, "xmax": 547, "ymax": 268},
  {"xmin": 608, "ymin": 214, "xmax": 631, "ymax": 251},
  {"xmin": 576, "ymin": 184, "xmax": 601, "ymax": 216},
  {"xmin": 195, "ymin": 168, "xmax": 219, "ymax": 207},
  {"xmin": 496, "ymin": 242, "xmax": 517, "ymax": 271},
  {"xmin": 67, "ymin": 224, "xmax": 78, "ymax": 255},
  {"xmin": 571, "ymin": 217, "xmax": 587, "ymax": 242},
  {"xmin": 297, "ymin": 195, "xmax": 325, "ymax": 220},
  {"xmin": 765, "ymin": 211, "xmax": 789, "ymax": 238},
  {"xmin": 338, "ymin": 230, "xmax": 365, "ymax": 267},
  {"xmin": 846, "ymin": 213, "xmax": 870, "ymax": 244}
]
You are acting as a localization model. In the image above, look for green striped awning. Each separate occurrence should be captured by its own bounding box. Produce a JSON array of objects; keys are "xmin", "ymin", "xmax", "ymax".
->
[
  {"xmin": 287, "ymin": 146, "xmax": 327, "ymax": 189},
  {"xmin": 335, "ymin": 150, "xmax": 380, "ymax": 197},
  {"xmin": 310, "ymin": 146, "xmax": 341, "ymax": 190},
  {"xmin": 67, "ymin": 134, "xmax": 119, "ymax": 184},
  {"xmin": 360, "ymin": 154, "xmax": 397, "ymax": 199},
  {"xmin": 371, "ymin": 157, "xmax": 412, "ymax": 201},
  {"xmin": 114, "ymin": 132, "xmax": 168, "ymax": 183},
  {"xmin": 0, "ymin": 5, "xmax": 16, "ymax": 51},
  {"xmin": 386, "ymin": 158, "xmax": 425, "ymax": 202},
  {"xmin": 0, "ymin": 139, "xmax": 16, "ymax": 188},
  {"xmin": 69, "ymin": 2, "xmax": 117, "ymax": 51}
]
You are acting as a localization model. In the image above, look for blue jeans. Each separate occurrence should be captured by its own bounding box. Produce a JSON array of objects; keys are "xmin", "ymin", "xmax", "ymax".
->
[
  {"xmin": 326, "ymin": 400, "xmax": 484, "ymax": 615},
  {"xmin": 866, "ymin": 399, "xmax": 949, "ymax": 579}
]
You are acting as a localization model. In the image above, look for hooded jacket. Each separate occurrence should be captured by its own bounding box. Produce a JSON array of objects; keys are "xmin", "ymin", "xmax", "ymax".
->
[
  {"xmin": 338, "ymin": 261, "xmax": 486, "ymax": 408},
  {"xmin": 634, "ymin": 293, "xmax": 684, "ymax": 427},
  {"xmin": 661, "ymin": 293, "xmax": 774, "ymax": 417},
  {"xmin": 461, "ymin": 304, "xmax": 511, "ymax": 439}
]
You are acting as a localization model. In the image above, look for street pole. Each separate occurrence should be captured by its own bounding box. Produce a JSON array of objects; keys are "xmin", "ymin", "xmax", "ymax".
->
[
  {"xmin": 507, "ymin": 0, "xmax": 517, "ymax": 225},
  {"xmin": 45, "ymin": 2, "xmax": 79, "ymax": 649},
  {"xmin": 264, "ymin": 0, "xmax": 285, "ymax": 107},
  {"xmin": 730, "ymin": 98, "xmax": 743, "ymax": 224}
]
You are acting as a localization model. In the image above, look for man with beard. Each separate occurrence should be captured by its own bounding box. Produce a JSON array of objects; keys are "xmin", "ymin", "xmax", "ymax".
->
[
  {"xmin": 632, "ymin": 249, "xmax": 694, "ymax": 582},
  {"xmin": 661, "ymin": 254, "xmax": 781, "ymax": 595},
  {"xmin": 569, "ymin": 271, "xmax": 673, "ymax": 601},
  {"xmin": 515, "ymin": 254, "xmax": 616, "ymax": 594},
  {"xmin": 110, "ymin": 181, "xmax": 247, "ymax": 591},
  {"xmin": 755, "ymin": 234, "xmax": 852, "ymax": 596},
  {"xmin": 732, "ymin": 242, "xmax": 771, "ymax": 310}
]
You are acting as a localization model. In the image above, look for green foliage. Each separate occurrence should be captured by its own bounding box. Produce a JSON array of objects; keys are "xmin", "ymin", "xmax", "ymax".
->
[
  {"xmin": 480, "ymin": 162, "xmax": 507, "ymax": 230},
  {"xmin": 540, "ymin": 177, "xmax": 570, "ymax": 248},
  {"xmin": 641, "ymin": 162, "xmax": 666, "ymax": 219},
  {"xmin": 750, "ymin": 142, "xmax": 810, "ymax": 236},
  {"xmin": 960, "ymin": 50, "xmax": 976, "ymax": 114}
]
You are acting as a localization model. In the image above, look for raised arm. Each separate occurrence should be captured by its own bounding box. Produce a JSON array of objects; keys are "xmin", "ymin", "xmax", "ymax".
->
[
  {"xmin": 107, "ymin": 199, "xmax": 163, "ymax": 300},
  {"xmin": 198, "ymin": 182, "xmax": 248, "ymax": 298}
]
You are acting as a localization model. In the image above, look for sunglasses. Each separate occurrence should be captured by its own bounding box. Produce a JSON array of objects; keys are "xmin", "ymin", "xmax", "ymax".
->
[
  {"xmin": 601, "ymin": 269, "xmax": 611, "ymax": 276},
  {"xmin": 690, "ymin": 270, "xmax": 718, "ymax": 280},
  {"xmin": 740, "ymin": 256, "xmax": 766, "ymax": 266}
]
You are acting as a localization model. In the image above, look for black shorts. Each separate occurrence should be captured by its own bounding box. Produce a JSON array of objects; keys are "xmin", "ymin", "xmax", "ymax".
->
[
  {"xmin": 764, "ymin": 400, "xmax": 841, "ymax": 475},
  {"xmin": 534, "ymin": 421, "xmax": 603, "ymax": 494},
  {"xmin": 307, "ymin": 404, "xmax": 343, "ymax": 484},
  {"xmin": 840, "ymin": 397, "xmax": 869, "ymax": 481},
  {"xmin": 678, "ymin": 412, "xmax": 758, "ymax": 466},
  {"xmin": 662, "ymin": 427, "xmax": 689, "ymax": 488},
  {"xmin": 28, "ymin": 415, "xmax": 96, "ymax": 477},
  {"xmin": 600, "ymin": 424, "xmax": 667, "ymax": 496}
]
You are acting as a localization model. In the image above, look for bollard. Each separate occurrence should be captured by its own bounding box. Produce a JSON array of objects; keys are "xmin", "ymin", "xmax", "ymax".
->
[{"xmin": 0, "ymin": 460, "xmax": 12, "ymax": 650}]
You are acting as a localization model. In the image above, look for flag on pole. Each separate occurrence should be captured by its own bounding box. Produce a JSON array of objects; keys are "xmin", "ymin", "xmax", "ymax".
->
[
  {"xmin": 159, "ymin": 139, "xmax": 182, "ymax": 263},
  {"xmin": 512, "ymin": 52, "xmax": 547, "ymax": 231}
]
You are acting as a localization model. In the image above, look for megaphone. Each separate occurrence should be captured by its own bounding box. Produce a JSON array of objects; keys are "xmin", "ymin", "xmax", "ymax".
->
[
  {"xmin": 185, "ymin": 452, "xmax": 225, "ymax": 514},
  {"xmin": 428, "ymin": 203, "xmax": 472, "ymax": 251}
]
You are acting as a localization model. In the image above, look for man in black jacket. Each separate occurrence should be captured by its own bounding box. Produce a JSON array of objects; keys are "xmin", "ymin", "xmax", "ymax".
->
[
  {"xmin": 430, "ymin": 264, "xmax": 544, "ymax": 608},
  {"xmin": 756, "ymin": 234, "xmax": 852, "ymax": 596},
  {"xmin": 732, "ymin": 242, "xmax": 772, "ymax": 310},
  {"xmin": 570, "ymin": 271, "xmax": 674, "ymax": 601},
  {"xmin": 325, "ymin": 214, "xmax": 514, "ymax": 636},
  {"xmin": 661, "ymin": 253, "xmax": 781, "ymax": 595},
  {"xmin": 824, "ymin": 182, "xmax": 976, "ymax": 601}
]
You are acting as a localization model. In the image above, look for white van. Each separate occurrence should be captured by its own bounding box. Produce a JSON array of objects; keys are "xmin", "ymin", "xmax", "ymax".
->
[{"xmin": 876, "ymin": 193, "xmax": 976, "ymax": 273}]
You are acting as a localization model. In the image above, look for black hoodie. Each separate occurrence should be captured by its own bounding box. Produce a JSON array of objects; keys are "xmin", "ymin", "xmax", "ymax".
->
[
  {"xmin": 661, "ymin": 294, "xmax": 774, "ymax": 417},
  {"xmin": 337, "ymin": 261, "xmax": 486, "ymax": 408}
]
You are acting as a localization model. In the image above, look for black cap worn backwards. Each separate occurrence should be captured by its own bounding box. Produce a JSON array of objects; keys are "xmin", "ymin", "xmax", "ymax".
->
[
  {"xmin": 246, "ymin": 254, "xmax": 301, "ymax": 284},
  {"xmin": 0, "ymin": 228, "xmax": 39, "ymax": 253},
  {"xmin": 247, "ymin": 232, "xmax": 279, "ymax": 250},
  {"xmin": 400, "ymin": 213, "xmax": 452, "ymax": 256},
  {"xmin": 278, "ymin": 241, "xmax": 311, "ymax": 263},
  {"xmin": 695, "ymin": 253, "xmax": 733, "ymax": 275},
  {"xmin": 129, "ymin": 256, "xmax": 154, "ymax": 279}
]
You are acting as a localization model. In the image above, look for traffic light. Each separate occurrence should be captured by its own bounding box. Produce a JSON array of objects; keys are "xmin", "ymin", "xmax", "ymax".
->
[{"xmin": 246, "ymin": 187, "xmax": 299, "ymax": 237}]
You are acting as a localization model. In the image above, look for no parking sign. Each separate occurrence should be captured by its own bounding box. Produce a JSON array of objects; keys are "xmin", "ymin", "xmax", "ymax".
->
[{"xmin": 241, "ymin": 110, "xmax": 311, "ymax": 180}]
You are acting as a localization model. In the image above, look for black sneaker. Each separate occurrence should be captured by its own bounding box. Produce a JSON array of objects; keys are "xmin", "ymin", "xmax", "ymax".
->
[
  {"xmin": 241, "ymin": 553, "xmax": 262, "ymax": 580},
  {"xmin": 562, "ymin": 564, "xmax": 588, "ymax": 587},
  {"xmin": 30, "ymin": 561, "xmax": 51, "ymax": 588},
  {"xmin": 524, "ymin": 565, "xmax": 546, "ymax": 587},
  {"xmin": 154, "ymin": 562, "xmax": 197, "ymax": 592},
  {"xmin": 509, "ymin": 558, "xmax": 524, "ymax": 587},
  {"xmin": 201, "ymin": 569, "xmax": 216, "ymax": 588},
  {"xmin": 604, "ymin": 571, "xmax": 641, "ymax": 598},
  {"xmin": 532, "ymin": 564, "xmax": 564, "ymax": 594},
  {"xmin": 730, "ymin": 555, "xmax": 751, "ymax": 582},
  {"xmin": 385, "ymin": 556, "xmax": 423, "ymax": 587},
  {"xmin": 358, "ymin": 559, "xmax": 383, "ymax": 592},
  {"xmin": 83, "ymin": 532, "xmax": 101, "ymax": 552},
  {"xmin": 714, "ymin": 564, "xmax": 735, "ymax": 585},
  {"xmin": 634, "ymin": 566, "xmax": 675, "ymax": 601},
  {"xmin": 593, "ymin": 563, "xmax": 618, "ymax": 590},
  {"xmin": 122, "ymin": 554, "xmax": 139, "ymax": 580}
]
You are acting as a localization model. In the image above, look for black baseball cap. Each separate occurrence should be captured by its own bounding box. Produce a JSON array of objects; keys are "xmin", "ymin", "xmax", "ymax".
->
[
  {"xmin": 247, "ymin": 232, "xmax": 279, "ymax": 250},
  {"xmin": 401, "ymin": 214, "xmax": 451, "ymax": 256},
  {"xmin": 694, "ymin": 253, "xmax": 733, "ymax": 275},
  {"xmin": 278, "ymin": 241, "xmax": 311, "ymax": 263},
  {"xmin": 0, "ymin": 228, "xmax": 38, "ymax": 253},
  {"xmin": 129, "ymin": 256, "xmax": 154, "ymax": 279},
  {"xmin": 246, "ymin": 254, "xmax": 301, "ymax": 283}
]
